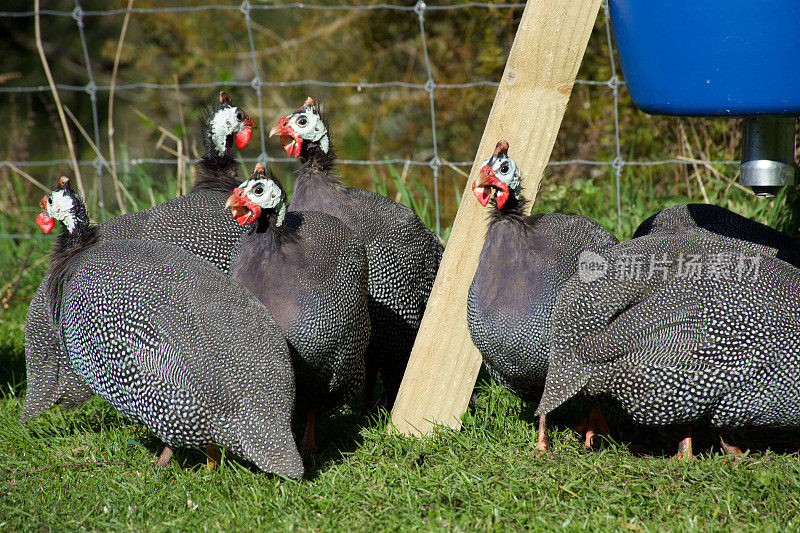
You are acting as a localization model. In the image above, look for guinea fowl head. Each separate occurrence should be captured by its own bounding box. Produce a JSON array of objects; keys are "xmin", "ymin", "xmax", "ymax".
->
[
  {"xmin": 269, "ymin": 97, "xmax": 330, "ymax": 160},
  {"xmin": 225, "ymin": 163, "xmax": 287, "ymax": 227},
  {"xmin": 36, "ymin": 177, "xmax": 89, "ymax": 235},
  {"xmin": 472, "ymin": 140, "xmax": 522, "ymax": 210},
  {"xmin": 204, "ymin": 91, "xmax": 255, "ymax": 158}
]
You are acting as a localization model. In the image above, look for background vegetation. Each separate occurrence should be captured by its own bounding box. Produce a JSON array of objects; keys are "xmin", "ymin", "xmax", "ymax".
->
[{"xmin": 1, "ymin": 1, "xmax": 799, "ymax": 530}]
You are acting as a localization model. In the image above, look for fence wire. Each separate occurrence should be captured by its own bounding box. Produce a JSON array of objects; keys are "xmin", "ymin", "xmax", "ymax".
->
[{"xmin": 0, "ymin": 1, "xmax": 739, "ymax": 241}]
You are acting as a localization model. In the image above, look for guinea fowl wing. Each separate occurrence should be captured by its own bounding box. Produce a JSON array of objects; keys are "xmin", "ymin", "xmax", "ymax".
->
[{"xmin": 59, "ymin": 239, "xmax": 303, "ymax": 477}]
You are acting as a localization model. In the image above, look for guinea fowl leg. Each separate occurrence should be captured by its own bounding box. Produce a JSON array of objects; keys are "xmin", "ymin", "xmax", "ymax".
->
[
  {"xmin": 718, "ymin": 430, "xmax": 743, "ymax": 456},
  {"xmin": 675, "ymin": 425, "xmax": 693, "ymax": 459},
  {"xmin": 535, "ymin": 414, "xmax": 549, "ymax": 452},
  {"xmin": 577, "ymin": 405, "xmax": 610, "ymax": 448},
  {"xmin": 206, "ymin": 445, "xmax": 222, "ymax": 470},
  {"xmin": 362, "ymin": 365, "xmax": 379, "ymax": 412},
  {"xmin": 155, "ymin": 445, "xmax": 174, "ymax": 468},
  {"xmin": 301, "ymin": 405, "xmax": 319, "ymax": 450}
]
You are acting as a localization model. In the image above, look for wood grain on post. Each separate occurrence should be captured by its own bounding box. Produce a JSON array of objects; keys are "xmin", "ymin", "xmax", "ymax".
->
[{"xmin": 390, "ymin": 0, "xmax": 603, "ymax": 436}]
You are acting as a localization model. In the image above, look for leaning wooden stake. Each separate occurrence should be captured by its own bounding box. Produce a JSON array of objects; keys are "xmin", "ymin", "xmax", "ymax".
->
[{"xmin": 391, "ymin": 0, "xmax": 603, "ymax": 436}]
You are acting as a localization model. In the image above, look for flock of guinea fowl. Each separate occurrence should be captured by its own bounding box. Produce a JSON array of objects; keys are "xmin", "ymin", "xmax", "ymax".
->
[{"xmin": 22, "ymin": 92, "xmax": 800, "ymax": 478}]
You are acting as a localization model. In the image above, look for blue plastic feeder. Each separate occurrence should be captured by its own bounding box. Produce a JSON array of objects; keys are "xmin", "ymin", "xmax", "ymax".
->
[{"xmin": 609, "ymin": 0, "xmax": 799, "ymax": 195}]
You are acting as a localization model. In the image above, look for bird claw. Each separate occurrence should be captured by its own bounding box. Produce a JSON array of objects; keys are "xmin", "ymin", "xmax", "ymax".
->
[{"xmin": 574, "ymin": 406, "xmax": 610, "ymax": 449}]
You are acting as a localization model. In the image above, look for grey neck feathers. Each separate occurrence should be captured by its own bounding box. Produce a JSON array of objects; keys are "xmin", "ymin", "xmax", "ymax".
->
[
  {"xmin": 46, "ymin": 216, "xmax": 98, "ymax": 324},
  {"xmin": 302, "ymin": 138, "xmax": 336, "ymax": 175}
]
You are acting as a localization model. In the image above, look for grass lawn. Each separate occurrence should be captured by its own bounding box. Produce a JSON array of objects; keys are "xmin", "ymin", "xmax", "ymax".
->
[{"xmin": 3, "ymin": 359, "xmax": 800, "ymax": 531}]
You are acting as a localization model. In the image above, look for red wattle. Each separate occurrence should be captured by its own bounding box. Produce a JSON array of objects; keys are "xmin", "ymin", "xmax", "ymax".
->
[
  {"xmin": 472, "ymin": 183, "xmax": 491, "ymax": 207},
  {"xmin": 496, "ymin": 189, "xmax": 509, "ymax": 209},
  {"xmin": 235, "ymin": 126, "xmax": 253, "ymax": 150},
  {"xmin": 234, "ymin": 211, "xmax": 253, "ymax": 225},
  {"xmin": 36, "ymin": 211, "xmax": 55, "ymax": 234},
  {"xmin": 282, "ymin": 140, "xmax": 296, "ymax": 157}
]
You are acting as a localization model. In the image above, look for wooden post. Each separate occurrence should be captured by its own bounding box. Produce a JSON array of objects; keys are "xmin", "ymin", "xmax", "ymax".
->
[{"xmin": 390, "ymin": 0, "xmax": 603, "ymax": 436}]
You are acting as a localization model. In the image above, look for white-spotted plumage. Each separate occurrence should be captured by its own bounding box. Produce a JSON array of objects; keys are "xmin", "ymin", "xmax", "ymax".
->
[
  {"xmin": 279, "ymin": 100, "xmax": 443, "ymax": 408},
  {"xmin": 467, "ymin": 143, "xmax": 618, "ymax": 405},
  {"xmin": 23, "ymin": 93, "xmax": 253, "ymax": 423},
  {"xmin": 38, "ymin": 180, "xmax": 304, "ymax": 477},
  {"xmin": 537, "ymin": 225, "xmax": 800, "ymax": 434},
  {"xmin": 231, "ymin": 167, "xmax": 370, "ymax": 422}
]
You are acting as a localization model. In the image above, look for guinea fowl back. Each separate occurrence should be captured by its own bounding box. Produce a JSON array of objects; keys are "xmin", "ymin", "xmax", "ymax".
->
[
  {"xmin": 58, "ymin": 238, "xmax": 303, "ymax": 477},
  {"xmin": 633, "ymin": 203, "xmax": 800, "ymax": 269},
  {"xmin": 538, "ymin": 227, "xmax": 800, "ymax": 430}
]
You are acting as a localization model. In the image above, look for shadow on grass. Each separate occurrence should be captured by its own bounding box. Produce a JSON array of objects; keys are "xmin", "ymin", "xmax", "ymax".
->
[
  {"xmin": 0, "ymin": 329, "xmax": 27, "ymax": 398},
  {"xmin": 473, "ymin": 374, "xmax": 800, "ymax": 460},
  {"xmin": 117, "ymin": 390, "xmax": 377, "ymax": 479}
]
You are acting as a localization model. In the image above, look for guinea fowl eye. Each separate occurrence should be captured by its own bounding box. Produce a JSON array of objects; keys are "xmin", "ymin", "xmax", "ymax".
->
[
  {"xmin": 500, "ymin": 164, "xmax": 510, "ymax": 174},
  {"xmin": 297, "ymin": 116, "xmax": 308, "ymax": 127},
  {"xmin": 235, "ymin": 109, "xmax": 245, "ymax": 122},
  {"xmin": 253, "ymin": 185, "xmax": 264, "ymax": 195}
]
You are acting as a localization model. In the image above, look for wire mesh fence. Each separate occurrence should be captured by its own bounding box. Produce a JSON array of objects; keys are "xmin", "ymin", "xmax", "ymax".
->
[{"xmin": 0, "ymin": 1, "xmax": 746, "ymax": 242}]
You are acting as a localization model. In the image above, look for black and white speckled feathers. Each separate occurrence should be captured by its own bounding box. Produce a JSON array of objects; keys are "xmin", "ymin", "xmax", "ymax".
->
[
  {"xmin": 538, "ymin": 226, "xmax": 800, "ymax": 432},
  {"xmin": 23, "ymin": 92, "xmax": 254, "ymax": 423},
  {"xmin": 634, "ymin": 203, "xmax": 800, "ymax": 269},
  {"xmin": 467, "ymin": 144, "xmax": 618, "ymax": 403},
  {"xmin": 229, "ymin": 167, "xmax": 370, "ymax": 412},
  {"xmin": 272, "ymin": 99, "xmax": 443, "ymax": 407},
  {"xmin": 39, "ymin": 179, "xmax": 303, "ymax": 477}
]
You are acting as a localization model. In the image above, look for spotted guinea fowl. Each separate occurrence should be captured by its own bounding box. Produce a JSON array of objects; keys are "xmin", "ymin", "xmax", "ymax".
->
[
  {"xmin": 35, "ymin": 177, "xmax": 303, "ymax": 476},
  {"xmin": 466, "ymin": 141, "xmax": 619, "ymax": 451},
  {"xmin": 225, "ymin": 163, "xmax": 370, "ymax": 448},
  {"xmin": 22, "ymin": 91, "xmax": 255, "ymax": 423},
  {"xmin": 634, "ymin": 203, "xmax": 800, "ymax": 269},
  {"xmin": 537, "ymin": 218, "xmax": 800, "ymax": 458},
  {"xmin": 269, "ymin": 97, "xmax": 443, "ymax": 408}
]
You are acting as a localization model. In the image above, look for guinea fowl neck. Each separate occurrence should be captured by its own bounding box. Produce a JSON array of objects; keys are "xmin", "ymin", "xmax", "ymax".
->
[
  {"xmin": 249, "ymin": 210, "xmax": 297, "ymax": 249},
  {"xmin": 301, "ymin": 141, "xmax": 337, "ymax": 177},
  {"xmin": 487, "ymin": 193, "xmax": 529, "ymax": 226},
  {"xmin": 193, "ymin": 149, "xmax": 241, "ymax": 193},
  {"xmin": 47, "ymin": 211, "xmax": 98, "ymax": 323}
]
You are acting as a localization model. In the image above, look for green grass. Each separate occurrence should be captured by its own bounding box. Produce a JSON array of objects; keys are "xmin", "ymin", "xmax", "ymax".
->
[{"xmin": 4, "ymin": 381, "xmax": 800, "ymax": 531}]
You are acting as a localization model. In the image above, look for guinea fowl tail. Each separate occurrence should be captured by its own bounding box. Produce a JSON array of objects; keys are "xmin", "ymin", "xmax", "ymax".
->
[
  {"xmin": 535, "ymin": 359, "xmax": 591, "ymax": 416},
  {"xmin": 234, "ymin": 414, "xmax": 304, "ymax": 478}
]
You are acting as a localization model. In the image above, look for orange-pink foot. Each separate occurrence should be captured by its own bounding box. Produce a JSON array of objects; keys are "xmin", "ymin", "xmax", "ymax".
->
[
  {"xmin": 674, "ymin": 425, "xmax": 693, "ymax": 460},
  {"xmin": 301, "ymin": 405, "xmax": 319, "ymax": 450},
  {"xmin": 535, "ymin": 414, "xmax": 549, "ymax": 454}
]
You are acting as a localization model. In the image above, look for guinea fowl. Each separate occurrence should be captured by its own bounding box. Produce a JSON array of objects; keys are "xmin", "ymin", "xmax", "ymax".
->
[
  {"xmin": 634, "ymin": 203, "xmax": 800, "ymax": 269},
  {"xmin": 269, "ymin": 97, "xmax": 443, "ymax": 408},
  {"xmin": 225, "ymin": 163, "xmax": 370, "ymax": 448},
  {"xmin": 23, "ymin": 91, "xmax": 256, "ymax": 423},
  {"xmin": 537, "ymin": 213, "xmax": 800, "ymax": 458},
  {"xmin": 467, "ymin": 141, "xmax": 619, "ymax": 451},
  {"xmin": 34, "ymin": 177, "xmax": 303, "ymax": 476}
]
